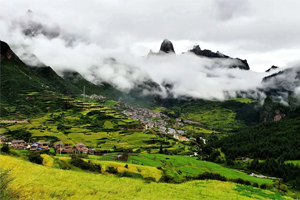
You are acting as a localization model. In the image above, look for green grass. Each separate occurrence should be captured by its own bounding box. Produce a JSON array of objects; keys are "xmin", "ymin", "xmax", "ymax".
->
[
  {"xmin": 285, "ymin": 160, "xmax": 300, "ymax": 165},
  {"xmin": 128, "ymin": 154, "xmax": 274, "ymax": 185},
  {"xmin": 229, "ymin": 98, "xmax": 258, "ymax": 104},
  {"xmin": 1, "ymin": 155, "xmax": 290, "ymax": 200}
]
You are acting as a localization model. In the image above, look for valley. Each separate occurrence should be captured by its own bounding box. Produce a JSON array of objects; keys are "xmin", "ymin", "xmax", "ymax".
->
[{"xmin": 1, "ymin": 27, "xmax": 300, "ymax": 199}]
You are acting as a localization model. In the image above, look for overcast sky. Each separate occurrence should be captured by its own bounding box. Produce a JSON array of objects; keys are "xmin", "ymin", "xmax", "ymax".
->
[{"xmin": 1, "ymin": 0, "xmax": 300, "ymax": 72}]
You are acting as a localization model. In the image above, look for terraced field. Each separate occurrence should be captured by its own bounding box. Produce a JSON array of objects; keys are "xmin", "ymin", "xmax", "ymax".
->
[{"xmin": 0, "ymin": 96, "xmax": 192, "ymax": 154}]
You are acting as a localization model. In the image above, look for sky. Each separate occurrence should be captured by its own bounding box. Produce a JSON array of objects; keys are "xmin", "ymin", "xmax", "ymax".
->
[
  {"xmin": 1, "ymin": 0, "xmax": 300, "ymax": 72},
  {"xmin": 0, "ymin": 0, "xmax": 299, "ymax": 101}
]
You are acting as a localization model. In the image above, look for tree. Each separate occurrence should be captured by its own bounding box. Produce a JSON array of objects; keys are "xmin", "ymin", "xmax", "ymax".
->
[
  {"xmin": 1, "ymin": 144, "xmax": 10, "ymax": 154},
  {"xmin": 159, "ymin": 143, "xmax": 163, "ymax": 154},
  {"xmin": 147, "ymin": 148, "xmax": 151, "ymax": 154}
]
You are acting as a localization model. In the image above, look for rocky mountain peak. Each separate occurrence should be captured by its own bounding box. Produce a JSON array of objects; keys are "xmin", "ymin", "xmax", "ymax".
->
[{"xmin": 159, "ymin": 39, "xmax": 175, "ymax": 53}]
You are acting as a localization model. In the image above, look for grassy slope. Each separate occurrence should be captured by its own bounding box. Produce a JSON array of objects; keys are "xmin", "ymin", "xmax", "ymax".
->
[
  {"xmin": 128, "ymin": 154, "xmax": 274, "ymax": 185},
  {"xmin": 0, "ymin": 155, "xmax": 289, "ymax": 200},
  {"xmin": 1, "ymin": 99, "xmax": 188, "ymax": 153},
  {"xmin": 178, "ymin": 98, "xmax": 260, "ymax": 131}
]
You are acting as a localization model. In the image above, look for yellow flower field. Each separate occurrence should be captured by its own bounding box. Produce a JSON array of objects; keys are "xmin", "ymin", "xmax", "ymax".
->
[{"xmin": 0, "ymin": 155, "xmax": 290, "ymax": 200}]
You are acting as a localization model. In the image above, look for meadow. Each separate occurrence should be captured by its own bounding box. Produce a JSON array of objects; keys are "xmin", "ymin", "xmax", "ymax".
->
[{"xmin": 0, "ymin": 155, "xmax": 290, "ymax": 200}]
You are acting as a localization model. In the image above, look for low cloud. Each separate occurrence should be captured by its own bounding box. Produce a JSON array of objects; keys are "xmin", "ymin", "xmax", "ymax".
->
[{"xmin": 1, "ymin": 9, "xmax": 299, "ymax": 104}]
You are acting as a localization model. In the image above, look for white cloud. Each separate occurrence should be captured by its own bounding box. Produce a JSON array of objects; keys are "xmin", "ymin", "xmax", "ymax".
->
[{"xmin": 0, "ymin": 0, "xmax": 299, "ymax": 102}]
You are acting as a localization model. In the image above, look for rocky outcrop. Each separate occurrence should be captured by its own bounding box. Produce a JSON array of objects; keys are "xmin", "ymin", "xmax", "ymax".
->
[
  {"xmin": 259, "ymin": 96, "xmax": 288, "ymax": 123},
  {"xmin": 159, "ymin": 39, "xmax": 175, "ymax": 54},
  {"xmin": 189, "ymin": 45, "xmax": 250, "ymax": 70},
  {"xmin": 262, "ymin": 66, "xmax": 300, "ymax": 94},
  {"xmin": 266, "ymin": 65, "xmax": 279, "ymax": 72},
  {"xmin": 0, "ymin": 40, "xmax": 18, "ymax": 61}
]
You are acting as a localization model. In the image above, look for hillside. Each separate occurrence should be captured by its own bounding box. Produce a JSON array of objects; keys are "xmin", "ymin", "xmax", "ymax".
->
[{"xmin": 0, "ymin": 155, "xmax": 290, "ymax": 200}]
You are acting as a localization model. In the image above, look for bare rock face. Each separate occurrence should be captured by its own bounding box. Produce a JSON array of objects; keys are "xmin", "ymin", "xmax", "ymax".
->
[
  {"xmin": 188, "ymin": 45, "xmax": 250, "ymax": 70},
  {"xmin": 0, "ymin": 40, "xmax": 18, "ymax": 61},
  {"xmin": 159, "ymin": 39, "xmax": 175, "ymax": 54},
  {"xmin": 265, "ymin": 65, "xmax": 279, "ymax": 72}
]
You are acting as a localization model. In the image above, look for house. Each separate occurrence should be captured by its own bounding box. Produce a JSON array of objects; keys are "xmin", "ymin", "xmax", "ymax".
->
[
  {"xmin": 0, "ymin": 136, "xmax": 7, "ymax": 143},
  {"xmin": 178, "ymin": 136, "xmax": 189, "ymax": 142},
  {"xmin": 37, "ymin": 141, "xmax": 50, "ymax": 150},
  {"xmin": 30, "ymin": 143, "xmax": 39, "ymax": 151},
  {"xmin": 54, "ymin": 142, "xmax": 64, "ymax": 149},
  {"xmin": 11, "ymin": 140, "xmax": 25, "ymax": 149},
  {"xmin": 54, "ymin": 142, "xmax": 64, "ymax": 153},
  {"xmin": 88, "ymin": 148, "xmax": 96, "ymax": 154},
  {"xmin": 177, "ymin": 130, "xmax": 185, "ymax": 134},
  {"xmin": 62, "ymin": 146, "xmax": 74, "ymax": 154},
  {"xmin": 76, "ymin": 143, "xmax": 86, "ymax": 152},
  {"xmin": 82, "ymin": 147, "xmax": 88, "ymax": 154}
]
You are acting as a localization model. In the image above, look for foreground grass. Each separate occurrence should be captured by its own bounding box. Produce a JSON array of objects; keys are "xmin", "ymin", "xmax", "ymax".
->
[{"xmin": 0, "ymin": 155, "xmax": 290, "ymax": 200}]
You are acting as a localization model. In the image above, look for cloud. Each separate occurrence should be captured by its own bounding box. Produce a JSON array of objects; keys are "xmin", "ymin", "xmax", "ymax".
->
[
  {"xmin": 214, "ymin": 0, "xmax": 250, "ymax": 20},
  {"xmin": 0, "ymin": 1, "xmax": 299, "ymax": 104}
]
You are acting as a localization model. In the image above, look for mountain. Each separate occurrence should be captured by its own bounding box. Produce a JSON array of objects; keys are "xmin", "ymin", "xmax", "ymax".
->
[
  {"xmin": 159, "ymin": 39, "xmax": 175, "ymax": 54},
  {"xmin": 262, "ymin": 66, "xmax": 300, "ymax": 94},
  {"xmin": 62, "ymin": 70, "xmax": 125, "ymax": 100},
  {"xmin": 265, "ymin": 65, "xmax": 279, "ymax": 72},
  {"xmin": 189, "ymin": 45, "xmax": 250, "ymax": 70},
  {"xmin": 1, "ymin": 40, "xmax": 106, "ymax": 103},
  {"xmin": 1, "ymin": 40, "xmax": 47, "ymax": 103}
]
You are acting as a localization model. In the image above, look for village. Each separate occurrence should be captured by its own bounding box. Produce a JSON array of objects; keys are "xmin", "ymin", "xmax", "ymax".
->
[
  {"xmin": 0, "ymin": 136, "xmax": 98, "ymax": 154},
  {"xmin": 114, "ymin": 103, "xmax": 205, "ymax": 143},
  {"xmin": 0, "ymin": 94, "xmax": 208, "ymax": 156}
]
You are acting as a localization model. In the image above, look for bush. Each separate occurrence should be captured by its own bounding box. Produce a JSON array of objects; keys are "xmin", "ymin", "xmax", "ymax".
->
[
  {"xmin": 252, "ymin": 182, "xmax": 259, "ymax": 187},
  {"xmin": 260, "ymin": 183, "xmax": 267, "ymax": 189},
  {"xmin": 70, "ymin": 157, "xmax": 101, "ymax": 172},
  {"xmin": 58, "ymin": 159, "xmax": 72, "ymax": 170},
  {"xmin": 118, "ymin": 171, "xmax": 143, "ymax": 179},
  {"xmin": 106, "ymin": 166, "xmax": 118, "ymax": 174},
  {"xmin": 0, "ymin": 144, "xmax": 10, "ymax": 154},
  {"xmin": 124, "ymin": 164, "xmax": 128, "ymax": 169},
  {"xmin": 197, "ymin": 172, "xmax": 227, "ymax": 182},
  {"xmin": 244, "ymin": 180, "xmax": 251, "ymax": 185},
  {"xmin": 28, "ymin": 152, "xmax": 43, "ymax": 164},
  {"xmin": 234, "ymin": 178, "xmax": 245, "ymax": 185},
  {"xmin": 144, "ymin": 177, "xmax": 156, "ymax": 183}
]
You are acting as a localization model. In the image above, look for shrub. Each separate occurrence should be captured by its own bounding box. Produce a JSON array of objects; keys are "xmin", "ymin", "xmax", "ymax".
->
[
  {"xmin": 144, "ymin": 177, "xmax": 156, "ymax": 183},
  {"xmin": 197, "ymin": 172, "xmax": 227, "ymax": 182},
  {"xmin": 252, "ymin": 182, "xmax": 259, "ymax": 187},
  {"xmin": 156, "ymin": 166, "xmax": 162, "ymax": 170},
  {"xmin": 234, "ymin": 178, "xmax": 245, "ymax": 185},
  {"xmin": 70, "ymin": 157, "xmax": 101, "ymax": 172},
  {"xmin": 118, "ymin": 171, "xmax": 143, "ymax": 179},
  {"xmin": 124, "ymin": 164, "xmax": 128, "ymax": 169},
  {"xmin": 28, "ymin": 152, "xmax": 43, "ymax": 164},
  {"xmin": 159, "ymin": 174, "xmax": 174, "ymax": 183},
  {"xmin": 0, "ymin": 144, "xmax": 10, "ymax": 154},
  {"xmin": 260, "ymin": 183, "xmax": 267, "ymax": 189},
  {"xmin": 106, "ymin": 166, "xmax": 118, "ymax": 174},
  {"xmin": 244, "ymin": 180, "xmax": 251, "ymax": 185},
  {"xmin": 58, "ymin": 159, "xmax": 72, "ymax": 170}
]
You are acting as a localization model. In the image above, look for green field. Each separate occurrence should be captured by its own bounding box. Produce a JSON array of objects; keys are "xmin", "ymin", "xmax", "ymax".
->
[
  {"xmin": 128, "ymin": 154, "xmax": 274, "ymax": 185},
  {"xmin": 285, "ymin": 160, "xmax": 300, "ymax": 165},
  {"xmin": 0, "ymin": 155, "xmax": 290, "ymax": 200}
]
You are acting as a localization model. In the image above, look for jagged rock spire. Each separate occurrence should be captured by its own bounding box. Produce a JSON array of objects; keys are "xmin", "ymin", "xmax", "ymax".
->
[{"xmin": 159, "ymin": 39, "xmax": 175, "ymax": 53}]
